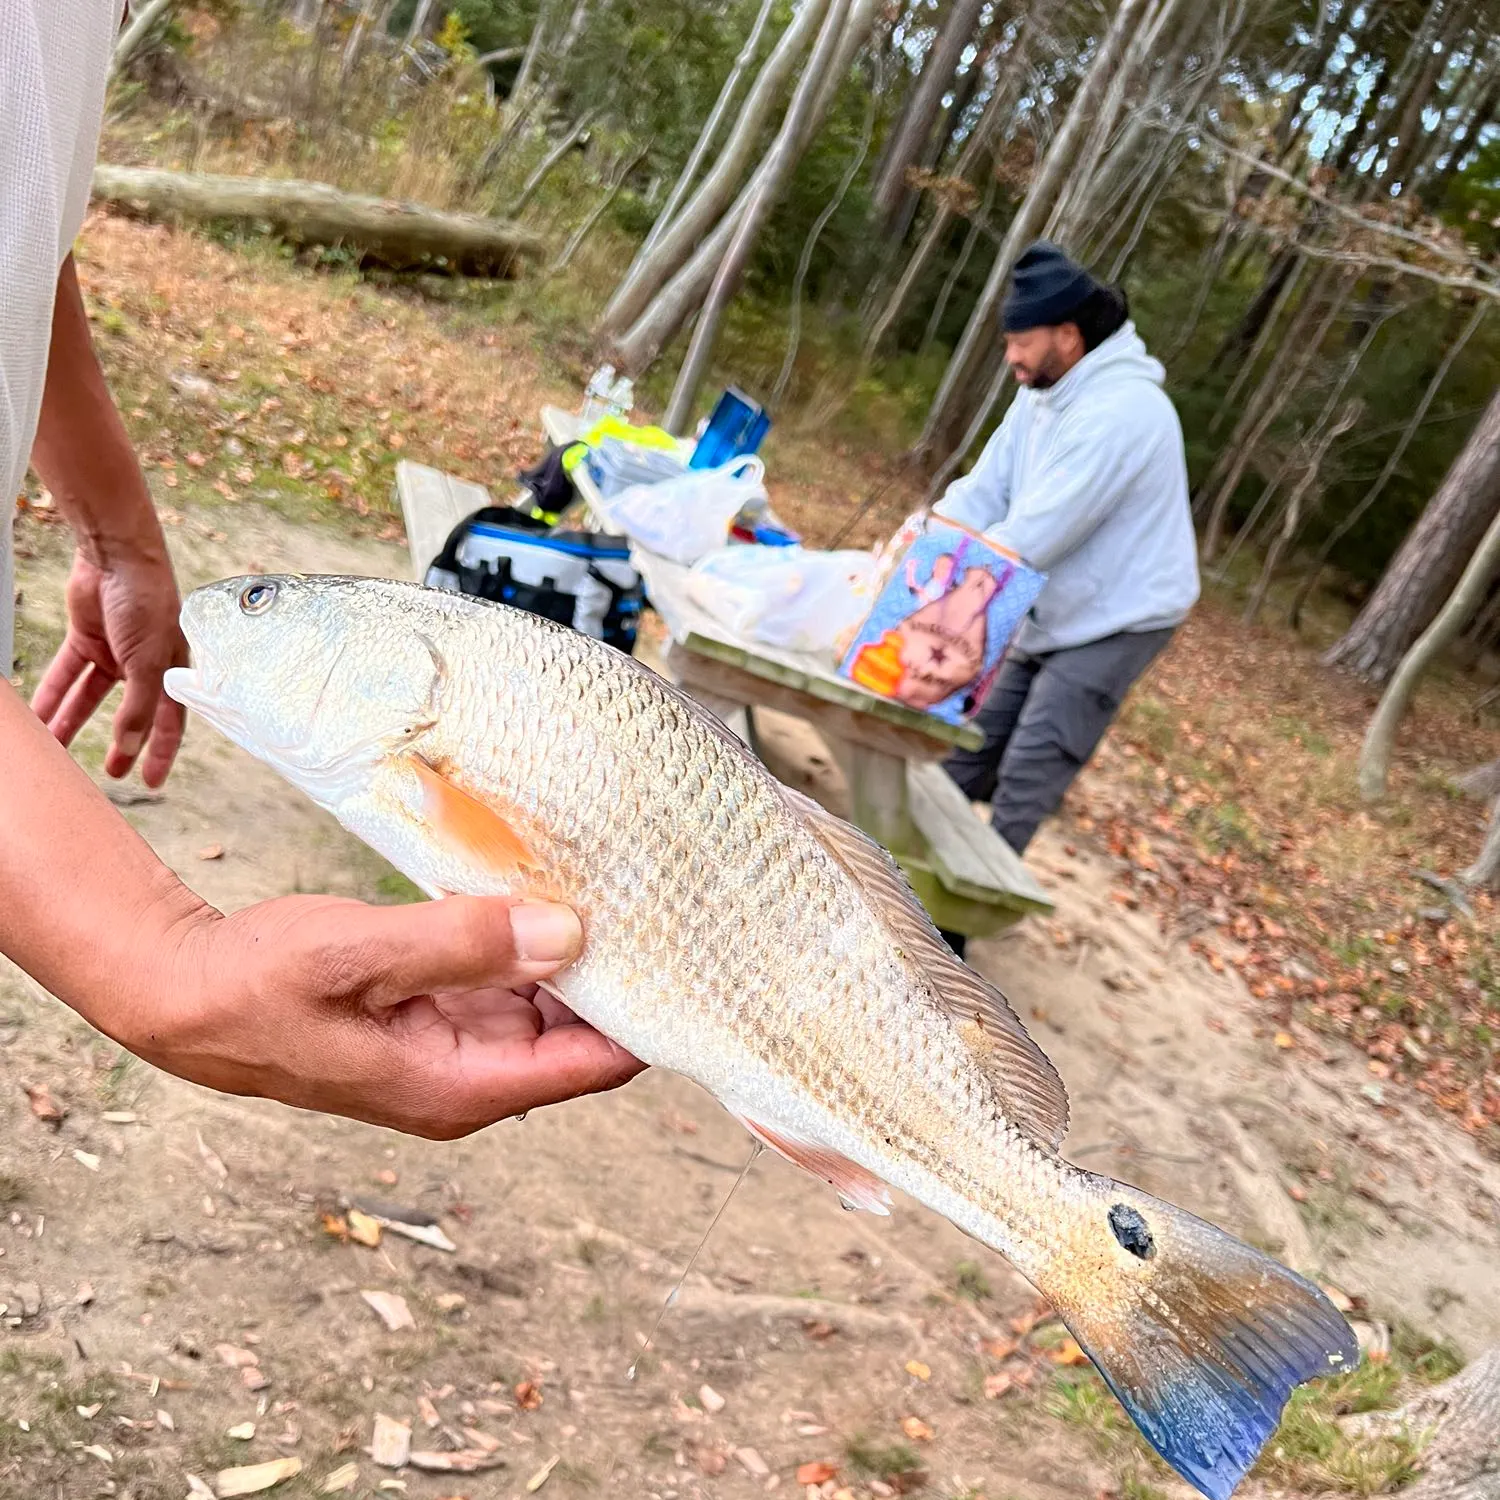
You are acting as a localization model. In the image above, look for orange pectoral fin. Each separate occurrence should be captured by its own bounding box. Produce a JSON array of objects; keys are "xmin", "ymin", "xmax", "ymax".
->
[
  {"xmin": 734, "ymin": 1114, "xmax": 893, "ymax": 1215},
  {"xmin": 407, "ymin": 755, "xmax": 542, "ymax": 881}
]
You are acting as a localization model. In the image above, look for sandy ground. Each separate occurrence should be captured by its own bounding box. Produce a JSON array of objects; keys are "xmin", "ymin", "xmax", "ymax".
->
[{"xmin": 4, "ymin": 502, "xmax": 1499, "ymax": 1500}]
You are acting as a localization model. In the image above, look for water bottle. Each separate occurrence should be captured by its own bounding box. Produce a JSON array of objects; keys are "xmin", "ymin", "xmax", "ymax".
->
[
  {"xmin": 608, "ymin": 375, "xmax": 635, "ymax": 421},
  {"xmin": 581, "ymin": 364, "xmax": 616, "ymax": 423}
]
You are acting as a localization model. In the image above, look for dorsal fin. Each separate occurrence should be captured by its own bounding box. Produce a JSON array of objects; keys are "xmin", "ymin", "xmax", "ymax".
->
[{"xmin": 782, "ymin": 786, "xmax": 1069, "ymax": 1153}]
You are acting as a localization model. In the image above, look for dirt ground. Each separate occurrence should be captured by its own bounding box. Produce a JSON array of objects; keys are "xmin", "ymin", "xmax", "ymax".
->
[{"xmin": 5, "ymin": 492, "xmax": 1500, "ymax": 1500}]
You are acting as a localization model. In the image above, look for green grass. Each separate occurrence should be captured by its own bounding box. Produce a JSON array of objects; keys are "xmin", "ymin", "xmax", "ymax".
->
[
  {"xmin": 952, "ymin": 1260, "xmax": 993, "ymax": 1303},
  {"xmin": 845, "ymin": 1435, "xmax": 925, "ymax": 1484},
  {"xmin": 1045, "ymin": 1332, "xmax": 1465, "ymax": 1498}
]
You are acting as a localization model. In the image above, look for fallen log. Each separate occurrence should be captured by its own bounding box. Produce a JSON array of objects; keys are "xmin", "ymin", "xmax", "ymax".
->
[
  {"xmin": 1342, "ymin": 1347, "xmax": 1500, "ymax": 1500},
  {"xmin": 90, "ymin": 165, "xmax": 544, "ymax": 277}
]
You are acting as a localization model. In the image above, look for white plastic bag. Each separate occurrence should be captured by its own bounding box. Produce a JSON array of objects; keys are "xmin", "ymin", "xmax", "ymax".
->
[
  {"xmin": 599, "ymin": 455, "xmax": 768, "ymax": 565},
  {"xmin": 687, "ymin": 545, "xmax": 878, "ymax": 656}
]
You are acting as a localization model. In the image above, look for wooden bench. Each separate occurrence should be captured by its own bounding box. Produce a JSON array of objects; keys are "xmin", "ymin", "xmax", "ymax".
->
[{"xmin": 393, "ymin": 442, "xmax": 1053, "ymax": 939}]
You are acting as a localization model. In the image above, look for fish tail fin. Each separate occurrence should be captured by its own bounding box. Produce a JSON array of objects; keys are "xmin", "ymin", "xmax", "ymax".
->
[{"xmin": 1042, "ymin": 1179, "xmax": 1360, "ymax": 1500}]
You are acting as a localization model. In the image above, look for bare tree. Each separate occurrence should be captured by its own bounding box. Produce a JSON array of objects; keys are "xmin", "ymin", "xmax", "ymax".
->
[
  {"xmin": 662, "ymin": 0, "xmax": 856, "ymax": 432},
  {"xmin": 1290, "ymin": 299, "xmax": 1488, "ymax": 630},
  {"xmin": 917, "ymin": 0, "xmax": 1154, "ymax": 458},
  {"xmin": 1358, "ymin": 496, "xmax": 1500, "ymax": 802},
  {"xmin": 870, "ymin": 0, "xmax": 988, "ymax": 233},
  {"xmin": 637, "ymin": 0, "xmax": 779, "ymax": 262},
  {"xmin": 597, "ymin": 0, "xmax": 833, "ymax": 339},
  {"xmin": 610, "ymin": 0, "xmax": 879, "ymax": 374},
  {"xmin": 1326, "ymin": 385, "xmax": 1500, "ymax": 684}
]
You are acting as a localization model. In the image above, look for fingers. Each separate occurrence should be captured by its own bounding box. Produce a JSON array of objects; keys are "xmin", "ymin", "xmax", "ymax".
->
[
  {"xmin": 32, "ymin": 644, "xmax": 112, "ymax": 746},
  {"xmin": 107, "ymin": 663, "xmax": 185, "ymax": 784},
  {"xmin": 137, "ymin": 690, "xmax": 187, "ymax": 790},
  {"xmin": 312, "ymin": 895, "xmax": 585, "ymax": 1007}
]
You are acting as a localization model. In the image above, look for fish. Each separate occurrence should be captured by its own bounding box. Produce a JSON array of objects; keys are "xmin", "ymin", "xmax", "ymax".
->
[{"xmin": 163, "ymin": 573, "xmax": 1359, "ymax": 1500}]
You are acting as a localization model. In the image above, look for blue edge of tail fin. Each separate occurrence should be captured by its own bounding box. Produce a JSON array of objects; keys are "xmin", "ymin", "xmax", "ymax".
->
[{"xmin": 1072, "ymin": 1257, "xmax": 1363, "ymax": 1500}]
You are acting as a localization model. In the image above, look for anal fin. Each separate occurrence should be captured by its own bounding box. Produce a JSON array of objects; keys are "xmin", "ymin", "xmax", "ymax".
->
[{"xmin": 732, "ymin": 1114, "xmax": 892, "ymax": 1216}]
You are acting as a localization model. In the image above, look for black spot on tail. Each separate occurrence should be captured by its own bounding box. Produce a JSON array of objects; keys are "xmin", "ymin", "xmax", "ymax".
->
[{"xmin": 1109, "ymin": 1203, "xmax": 1156, "ymax": 1259}]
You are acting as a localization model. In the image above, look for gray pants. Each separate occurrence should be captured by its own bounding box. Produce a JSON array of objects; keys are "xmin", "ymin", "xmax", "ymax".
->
[{"xmin": 943, "ymin": 627, "xmax": 1175, "ymax": 856}]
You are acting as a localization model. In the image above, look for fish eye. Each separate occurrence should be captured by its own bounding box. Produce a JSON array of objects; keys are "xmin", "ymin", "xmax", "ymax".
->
[
  {"xmin": 1108, "ymin": 1203, "xmax": 1155, "ymax": 1260},
  {"xmin": 239, "ymin": 581, "xmax": 278, "ymax": 615}
]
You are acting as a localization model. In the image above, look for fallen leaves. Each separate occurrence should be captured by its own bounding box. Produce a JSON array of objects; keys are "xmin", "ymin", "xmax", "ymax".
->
[
  {"xmin": 360, "ymin": 1290, "xmax": 415, "ymax": 1332},
  {"xmin": 23, "ymin": 1082, "xmax": 67, "ymax": 1125},
  {"xmin": 346, "ymin": 1209, "xmax": 382, "ymax": 1247},
  {"xmin": 525, "ymin": 1454, "xmax": 560, "ymax": 1491},
  {"xmin": 903, "ymin": 1359, "xmax": 930, "ymax": 1381},
  {"xmin": 514, "ymin": 1380, "xmax": 543, "ymax": 1411},
  {"xmin": 798, "ymin": 1460, "xmax": 840, "ymax": 1484},
  {"xmin": 900, "ymin": 1415, "xmax": 935, "ymax": 1442},
  {"xmin": 215, "ymin": 1457, "xmax": 302, "ymax": 1496},
  {"xmin": 1047, "ymin": 1337, "xmax": 1089, "ymax": 1367},
  {"xmin": 368, "ymin": 1413, "xmax": 412, "ymax": 1469}
]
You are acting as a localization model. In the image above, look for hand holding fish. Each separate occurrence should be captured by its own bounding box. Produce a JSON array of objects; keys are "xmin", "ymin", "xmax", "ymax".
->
[{"xmin": 145, "ymin": 892, "xmax": 645, "ymax": 1139}]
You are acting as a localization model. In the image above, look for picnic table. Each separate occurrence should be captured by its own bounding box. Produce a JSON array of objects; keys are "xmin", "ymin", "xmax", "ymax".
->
[{"xmin": 393, "ymin": 414, "xmax": 1052, "ymax": 939}]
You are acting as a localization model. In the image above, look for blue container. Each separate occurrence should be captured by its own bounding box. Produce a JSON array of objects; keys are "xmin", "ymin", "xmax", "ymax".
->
[{"xmin": 690, "ymin": 387, "xmax": 771, "ymax": 470}]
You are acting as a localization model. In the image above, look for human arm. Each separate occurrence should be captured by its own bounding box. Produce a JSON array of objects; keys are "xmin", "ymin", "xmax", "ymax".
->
[
  {"xmin": 982, "ymin": 402, "xmax": 1157, "ymax": 571},
  {"xmin": 931, "ymin": 401, "xmax": 1017, "ymax": 533},
  {"xmin": 29, "ymin": 253, "xmax": 187, "ymax": 788},
  {"xmin": 0, "ymin": 680, "xmax": 643, "ymax": 1137}
]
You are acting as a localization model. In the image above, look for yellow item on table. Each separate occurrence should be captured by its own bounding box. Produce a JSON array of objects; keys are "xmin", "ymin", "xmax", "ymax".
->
[{"xmin": 559, "ymin": 415, "xmax": 683, "ymax": 476}]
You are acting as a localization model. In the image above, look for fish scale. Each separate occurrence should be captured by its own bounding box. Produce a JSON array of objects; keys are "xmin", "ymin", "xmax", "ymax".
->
[{"xmin": 165, "ymin": 574, "xmax": 1361, "ymax": 1500}]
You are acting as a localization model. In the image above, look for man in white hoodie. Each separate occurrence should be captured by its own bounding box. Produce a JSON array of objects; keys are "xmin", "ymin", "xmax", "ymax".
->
[{"xmin": 934, "ymin": 242, "xmax": 1199, "ymax": 942}]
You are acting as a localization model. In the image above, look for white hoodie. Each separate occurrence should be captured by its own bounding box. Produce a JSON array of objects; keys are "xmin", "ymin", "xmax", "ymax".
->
[{"xmin": 933, "ymin": 321, "xmax": 1201, "ymax": 657}]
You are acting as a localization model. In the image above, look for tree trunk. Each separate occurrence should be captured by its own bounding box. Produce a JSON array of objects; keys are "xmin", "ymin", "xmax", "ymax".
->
[
  {"xmin": 921, "ymin": 175, "xmax": 997, "ymax": 355},
  {"xmin": 112, "ymin": 0, "xmax": 180, "ymax": 76},
  {"xmin": 1330, "ymin": 386, "xmax": 1500, "ymax": 685},
  {"xmin": 1458, "ymin": 757, "xmax": 1500, "ymax": 800},
  {"xmin": 1290, "ymin": 299, "xmax": 1487, "ymax": 630},
  {"xmin": 402, "ymin": 0, "xmax": 436, "ymax": 47},
  {"xmin": 1359, "ymin": 499, "xmax": 1500, "ymax": 799},
  {"xmin": 861, "ymin": 14, "xmax": 1031, "ymax": 358},
  {"xmin": 773, "ymin": 77, "xmax": 877, "ymax": 407},
  {"xmin": 1051, "ymin": 0, "xmax": 1201, "ymax": 245},
  {"xmin": 550, "ymin": 144, "xmax": 651, "ymax": 275},
  {"xmin": 636, "ymin": 0, "xmax": 778, "ymax": 263},
  {"xmin": 597, "ymin": 0, "xmax": 833, "ymax": 340},
  {"xmin": 1196, "ymin": 260, "xmax": 1348, "ymax": 556},
  {"xmin": 1376, "ymin": 0, "xmax": 1475, "ymax": 192},
  {"xmin": 1242, "ymin": 399, "xmax": 1364, "ymax": 626},
  {"xmin": 1423, "ymin": 62, "xmax": 1500, "ymax": 208},
  {"xmin": 870, "ymin": 0, "xmax": 988, "ymax": 233},
  {"xmin": 504, "ymin": 110, "xmax": 598, "ymax": 217},
  {"xmin": 90, "ymin": 165, "xmax": 543, "ymax": 275},
  {"xmin": 918, "ymin": 0, "xmax": 1154, "ymax": 456},
  {"xmin": 611, "ymin": 0, "xmax": 878, "ymax": 374},
  {"xmin": 663, "ymin": 0, "xmax": 855, "ymax": 433},
  {"xmin": 1342, "ymin": 1347, "xmax": 1500, "ymax": 1496},
  {"xmin": 1466, "ymin": 799, "xmax": 1500, "ymax": 889}
]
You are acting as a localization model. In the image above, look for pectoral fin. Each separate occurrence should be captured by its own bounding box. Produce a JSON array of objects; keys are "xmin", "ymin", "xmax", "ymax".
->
[{"xmin": 406, "ymin": 754, "xmax": 543, "ymax": 882}]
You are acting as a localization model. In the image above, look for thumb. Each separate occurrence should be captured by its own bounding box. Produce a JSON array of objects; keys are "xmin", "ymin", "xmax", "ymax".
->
[{"xmin": 339, "ymin": 895, "xmax": 585, "ymax": 1005}]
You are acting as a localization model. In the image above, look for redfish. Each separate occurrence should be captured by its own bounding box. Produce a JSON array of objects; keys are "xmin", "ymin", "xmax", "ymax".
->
[{"xmin": 164, "ymin": 574, "xmax": 1358, "ymax": 1499}]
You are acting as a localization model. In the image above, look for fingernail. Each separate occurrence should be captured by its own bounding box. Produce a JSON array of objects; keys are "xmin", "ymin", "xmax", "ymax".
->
[
  {"xmin": 118, "ymin": 731, "xmax": 144, "ymax": 760},
  {"xmin": 510, "ymin": 902, "xmax": 582, "ymax": 964}
]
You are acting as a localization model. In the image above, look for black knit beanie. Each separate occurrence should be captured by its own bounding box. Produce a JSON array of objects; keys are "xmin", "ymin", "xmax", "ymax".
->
[{"xmin": 1001, "ymin": 241, "xmax": 1104, "ymax": 332}]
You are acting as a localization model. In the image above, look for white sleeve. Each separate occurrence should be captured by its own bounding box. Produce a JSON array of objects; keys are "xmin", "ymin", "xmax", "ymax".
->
[{"xmin": 932, "ymin": 402, "xmax": 1016, "ymax": 534}]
